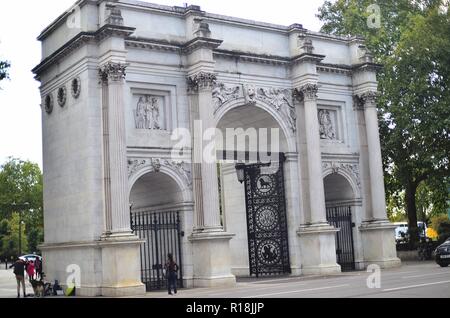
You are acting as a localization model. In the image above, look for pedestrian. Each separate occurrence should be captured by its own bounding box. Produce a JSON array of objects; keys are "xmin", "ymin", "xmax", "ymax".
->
[
  {"xmin": 34, "ymin": 257, "xmax": 42, "ymax": 280},
  {"xmin": 165, "ymin": 253, "xmax": 179, "ymax": 296},
  {"xmin": 26, "ymin": 260, "xmax": 35, "ymax": 282},
  {"xmin": 10, "ymin": 258, "xmax": 27, "ymax": 298}
]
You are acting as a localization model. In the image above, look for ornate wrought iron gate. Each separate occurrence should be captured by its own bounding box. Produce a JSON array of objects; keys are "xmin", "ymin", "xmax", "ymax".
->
[
  {"xmin": 243, "ymin": 158, "xmax": 291, "ymax": 277},
  {"xmin": 326, "ymin": 206, "xmax": 356, "ymax": 271},
  {"xmin": 131, "ymin": 211, "xmax": 183, "ymax": 291}
]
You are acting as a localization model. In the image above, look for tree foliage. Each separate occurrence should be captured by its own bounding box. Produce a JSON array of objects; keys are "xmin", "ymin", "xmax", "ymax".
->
[
  {"xmin": 0, "ymin": 60, "xmax": 10, "ymax": 82},
  {"xmin": 0, "ymin": 158, "xmax": 43, "ymax": 257},
  {"xmin": 0, "ymin": 213, "xmax": 28, "ymax": 260},
  {"xmin": 318, "ymin": 0, "xmax": 450, "ymax": 244}
]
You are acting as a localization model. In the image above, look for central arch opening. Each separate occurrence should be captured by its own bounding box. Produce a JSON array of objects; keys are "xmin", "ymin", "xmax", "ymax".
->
[{"xmin": 216, "ymin": 104, "xmax": 292, "ymax": 277}]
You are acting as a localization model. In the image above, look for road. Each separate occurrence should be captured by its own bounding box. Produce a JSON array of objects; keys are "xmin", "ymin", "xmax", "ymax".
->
[
  {"xmin": 0, "ymin": 261, "xmax": 448, "ymax": 298},
  {"xmin": 147, "ymin": 261, "xmax": 449, "ymax": 298}
]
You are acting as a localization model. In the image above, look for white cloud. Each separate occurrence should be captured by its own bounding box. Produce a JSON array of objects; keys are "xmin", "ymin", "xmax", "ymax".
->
[{"xmin": 0, "ymin": 0, "xmax": 325, "ymax": 168}]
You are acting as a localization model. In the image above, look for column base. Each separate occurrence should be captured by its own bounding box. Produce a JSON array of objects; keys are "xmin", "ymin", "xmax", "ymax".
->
[
  {"xmin": 39, "ymin": 235, "xmax": 146, "ymax": 297},
  {"xmin": 99, "ymin": 234, "xmax": 146, "ymax": 297},
  {"xmin": 189, "ymin": 231, "xmax": 236, "ymax": 288},
  {"xmin": 360, "ymin": 220, "xmax": 401, "ymax": 269},
  {"xmin": 297, "ymin": 224, "xmax": 341, "ymax": 275}
]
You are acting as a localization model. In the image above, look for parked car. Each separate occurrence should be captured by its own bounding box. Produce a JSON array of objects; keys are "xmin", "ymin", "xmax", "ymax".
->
[
  {"xmin": 435, "ymin": 238, "xmax": 450, "ymax": 267},
  {"xmin": 19, "ymin": 254, "xmax": 42, "ymax": 263}
]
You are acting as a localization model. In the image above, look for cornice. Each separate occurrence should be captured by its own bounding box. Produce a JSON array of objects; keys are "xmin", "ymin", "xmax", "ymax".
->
[
  {"xmin": 33, "ymin": 25, "xmax": 135, "ymax": 77},
  {"xmin": 317, "ymin": 63, "xmax": 352, "ymax": 75},
  {"xmin": 125, "ymin": 37, "xmax": 183, "ymax": 53},
  {"xmin": 32, "ymin": 32, "xmax": 97, "ymax": 77},
  {"xmin": 182, "ymin": 37, "xmax": 223, "ymax": 54},
  {"xmin": 213, "ymin": 49, "xmax": 291, "ymax": 66},
  {"xmin": 37, "ymin": 0, "xmax": 98, "ymax": 41},
  {"xmin": 96, "ymin": 24, "xmax": 136, "ymax": 43},
  {"xmin": 292, "ymin": 53, "xmax": 326, "ymax": 65},
  {"xmin": 352, "ymin": 62, "xmax": 383, "ymax": 73}
]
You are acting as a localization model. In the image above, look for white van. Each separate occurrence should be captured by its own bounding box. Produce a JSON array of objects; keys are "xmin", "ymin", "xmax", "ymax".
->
[{"xmin": 394, "ymin": 222, "xmax": 428, "ymax": 242}]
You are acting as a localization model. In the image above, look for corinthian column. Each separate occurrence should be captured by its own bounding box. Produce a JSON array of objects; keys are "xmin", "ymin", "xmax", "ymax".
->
[
  {"xmin": 296, "ymin": 83, "xmax": 328, "ymax": 225},
  {"xmin": 188, "ymin": 72, "xmax": 223, "ymax": 231},
  {"xmin": 99, "ymin": 62, "xmax": 132, "ymax": 235},
  {"xmin": 357, "ymin": 91, "xmax": 388, "ymax": 221}
]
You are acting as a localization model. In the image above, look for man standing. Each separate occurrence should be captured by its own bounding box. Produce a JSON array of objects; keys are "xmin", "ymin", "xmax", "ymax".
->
[{"xmin": 10, "ymin": 258, "xmax": 27, "ymax": 298}]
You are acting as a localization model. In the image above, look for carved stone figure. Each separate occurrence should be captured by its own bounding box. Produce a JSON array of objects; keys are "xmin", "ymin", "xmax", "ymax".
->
[
  {"xmin": 150, "ymin": 96, "xmax": 161, "ymax": 130},
  {"xmin": 135, "ymin": 96, "xmax": 162, "ymax": 130},
  {"xmin": 318, "ymin": 110, "xmax": 336, "ymax": 140},
  {"xmin": 258, "ymin": 88, "xmax": 297, "ymax": 133},
  {"xmin": 135, "ymin": 97, "xmax": 146, "ymax": 129},
  {"xmin": 244, "ymin": 84, "xmax": 257, "ymax": 105},
  {"xmin": 212, "ymin": 83, "xmax": 240, "ymax": 114}
]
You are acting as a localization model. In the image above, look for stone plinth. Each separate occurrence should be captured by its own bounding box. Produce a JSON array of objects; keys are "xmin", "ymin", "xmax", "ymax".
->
[
  {"xmin": 298, "ymin": 224, "xmax": 342, "ymax": 275},
  {"xmin": 189, "ymin": 231, "xmax": 236, "ymax": 288},
  {"xmin": 360, "ymin": 221, "xmax": 401, "ymax": 269}
]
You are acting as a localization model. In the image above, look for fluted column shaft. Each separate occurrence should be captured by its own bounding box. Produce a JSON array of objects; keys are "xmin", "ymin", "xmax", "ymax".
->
[
  {"xmin": 189, "ymin": 72, "xmax": 222, "ymax": 231},
  {"xmin": 359, "ymin": 92, "xmax": 388, "ymax": 221},
  {"xmin": 100, "ymin": 62, "xmax": 131, "ymax": 234},
  {"xmin": 297, "ymin": 84, "xmax": 328, "ymax": 225}
]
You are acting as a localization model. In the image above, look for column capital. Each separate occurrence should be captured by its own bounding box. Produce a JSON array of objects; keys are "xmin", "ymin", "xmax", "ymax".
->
[
  {"xmin": 294, "ymin": 83, "xmax": 319, "ymax": 102},
  {"xmin": 354, "ymin": 91, "xmax": 380, "ymax": 109},
  {"xmin": 187, "ymin": 71, "xmax": 217, "ymax": 92},
  {"xmin": 99, "ymin": 62, "xmax": 127, "ymax": 83}
]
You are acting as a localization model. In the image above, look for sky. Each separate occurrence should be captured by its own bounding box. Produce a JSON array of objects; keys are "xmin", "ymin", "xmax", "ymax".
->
[{"xmin": 0, "ymin": 0, "xmax": 327, "ymax": 169}]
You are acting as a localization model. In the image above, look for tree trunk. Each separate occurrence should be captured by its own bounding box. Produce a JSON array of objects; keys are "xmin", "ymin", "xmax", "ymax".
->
[{"xmin": 405, "ymin": 182, "xmax": 419, "ymax": 248}]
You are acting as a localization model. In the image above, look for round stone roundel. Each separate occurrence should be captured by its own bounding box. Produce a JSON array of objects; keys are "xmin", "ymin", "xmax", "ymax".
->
[
  {"xmin": 256, "ymin": 206, "xmax": 279, "ymax": 231},
  {"xmin": 257, "ymin": 240, "xmax": 281, "ymax": 266},
  {"xmin": 255, "ymin": 174, "xmax": 275, "ymax": 196}
]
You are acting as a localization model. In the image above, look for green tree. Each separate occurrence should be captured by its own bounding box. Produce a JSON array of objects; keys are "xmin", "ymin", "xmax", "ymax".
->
[
  {"xmin": 0, "ymin": 214, "xmax": 28, "ymax": 259},
  {"xmin": 0, "ymin": 158, "xmax": 43, "ymax": 256},
  {"xmin": 318, "ymin": 1, "xmax": 450, "ymax": 246}
]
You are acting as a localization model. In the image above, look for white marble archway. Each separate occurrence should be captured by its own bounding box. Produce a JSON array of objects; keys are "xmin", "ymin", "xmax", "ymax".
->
[{"xmin": 215, "ymin": 99, "xmax": 302, "ymax": 276}]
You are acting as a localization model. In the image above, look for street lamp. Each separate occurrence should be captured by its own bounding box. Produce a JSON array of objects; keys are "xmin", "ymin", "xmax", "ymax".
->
[
  {"xmin": 235, "ymin": 163, "xmax": 246, "ymax": 184},
  {"xmin": 11, "ymin": 202, "xmax": 29, "ymax": 257}
]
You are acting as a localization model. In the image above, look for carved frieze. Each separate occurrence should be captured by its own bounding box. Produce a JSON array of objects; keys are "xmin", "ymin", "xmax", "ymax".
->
[
  {"xmin": 128, "ymin": 158, "xmax": 193, "ymax": 189},
  {"xmin": 257, "ymin": 88, "xmax": 297, "ymax": 133},
  {"xmin": 210, "ymin": 81, "xmax": 298, "ymax": 133},
  {"xmin": 322, "ymin": 161, "xmax": 361, "ymax": 189},
  {"xmin": 243, "ymin": 84, "xmax": 258, "ymax": 105},
  {"xmin": 212, "ymin": 83, "xmax": 240, "ymax": 114}
]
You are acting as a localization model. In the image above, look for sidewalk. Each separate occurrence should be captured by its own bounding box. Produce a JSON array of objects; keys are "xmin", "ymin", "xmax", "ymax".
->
[{"xmin": 0, "ymin": 265, "xmax": 34, "ymax": 298}]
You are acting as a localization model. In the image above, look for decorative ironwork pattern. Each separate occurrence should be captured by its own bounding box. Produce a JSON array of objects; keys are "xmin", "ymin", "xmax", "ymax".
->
[
  {"xmin": 326, "ymin": 206, "xmax": 356, "ymax": 271},
  {"xmin": 131, "ymin": 211, "xmax": 184, "ymax": 291},
  {"xmin": 244, "ymin": 157, "xmax": 291, "ymax": 277}
]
